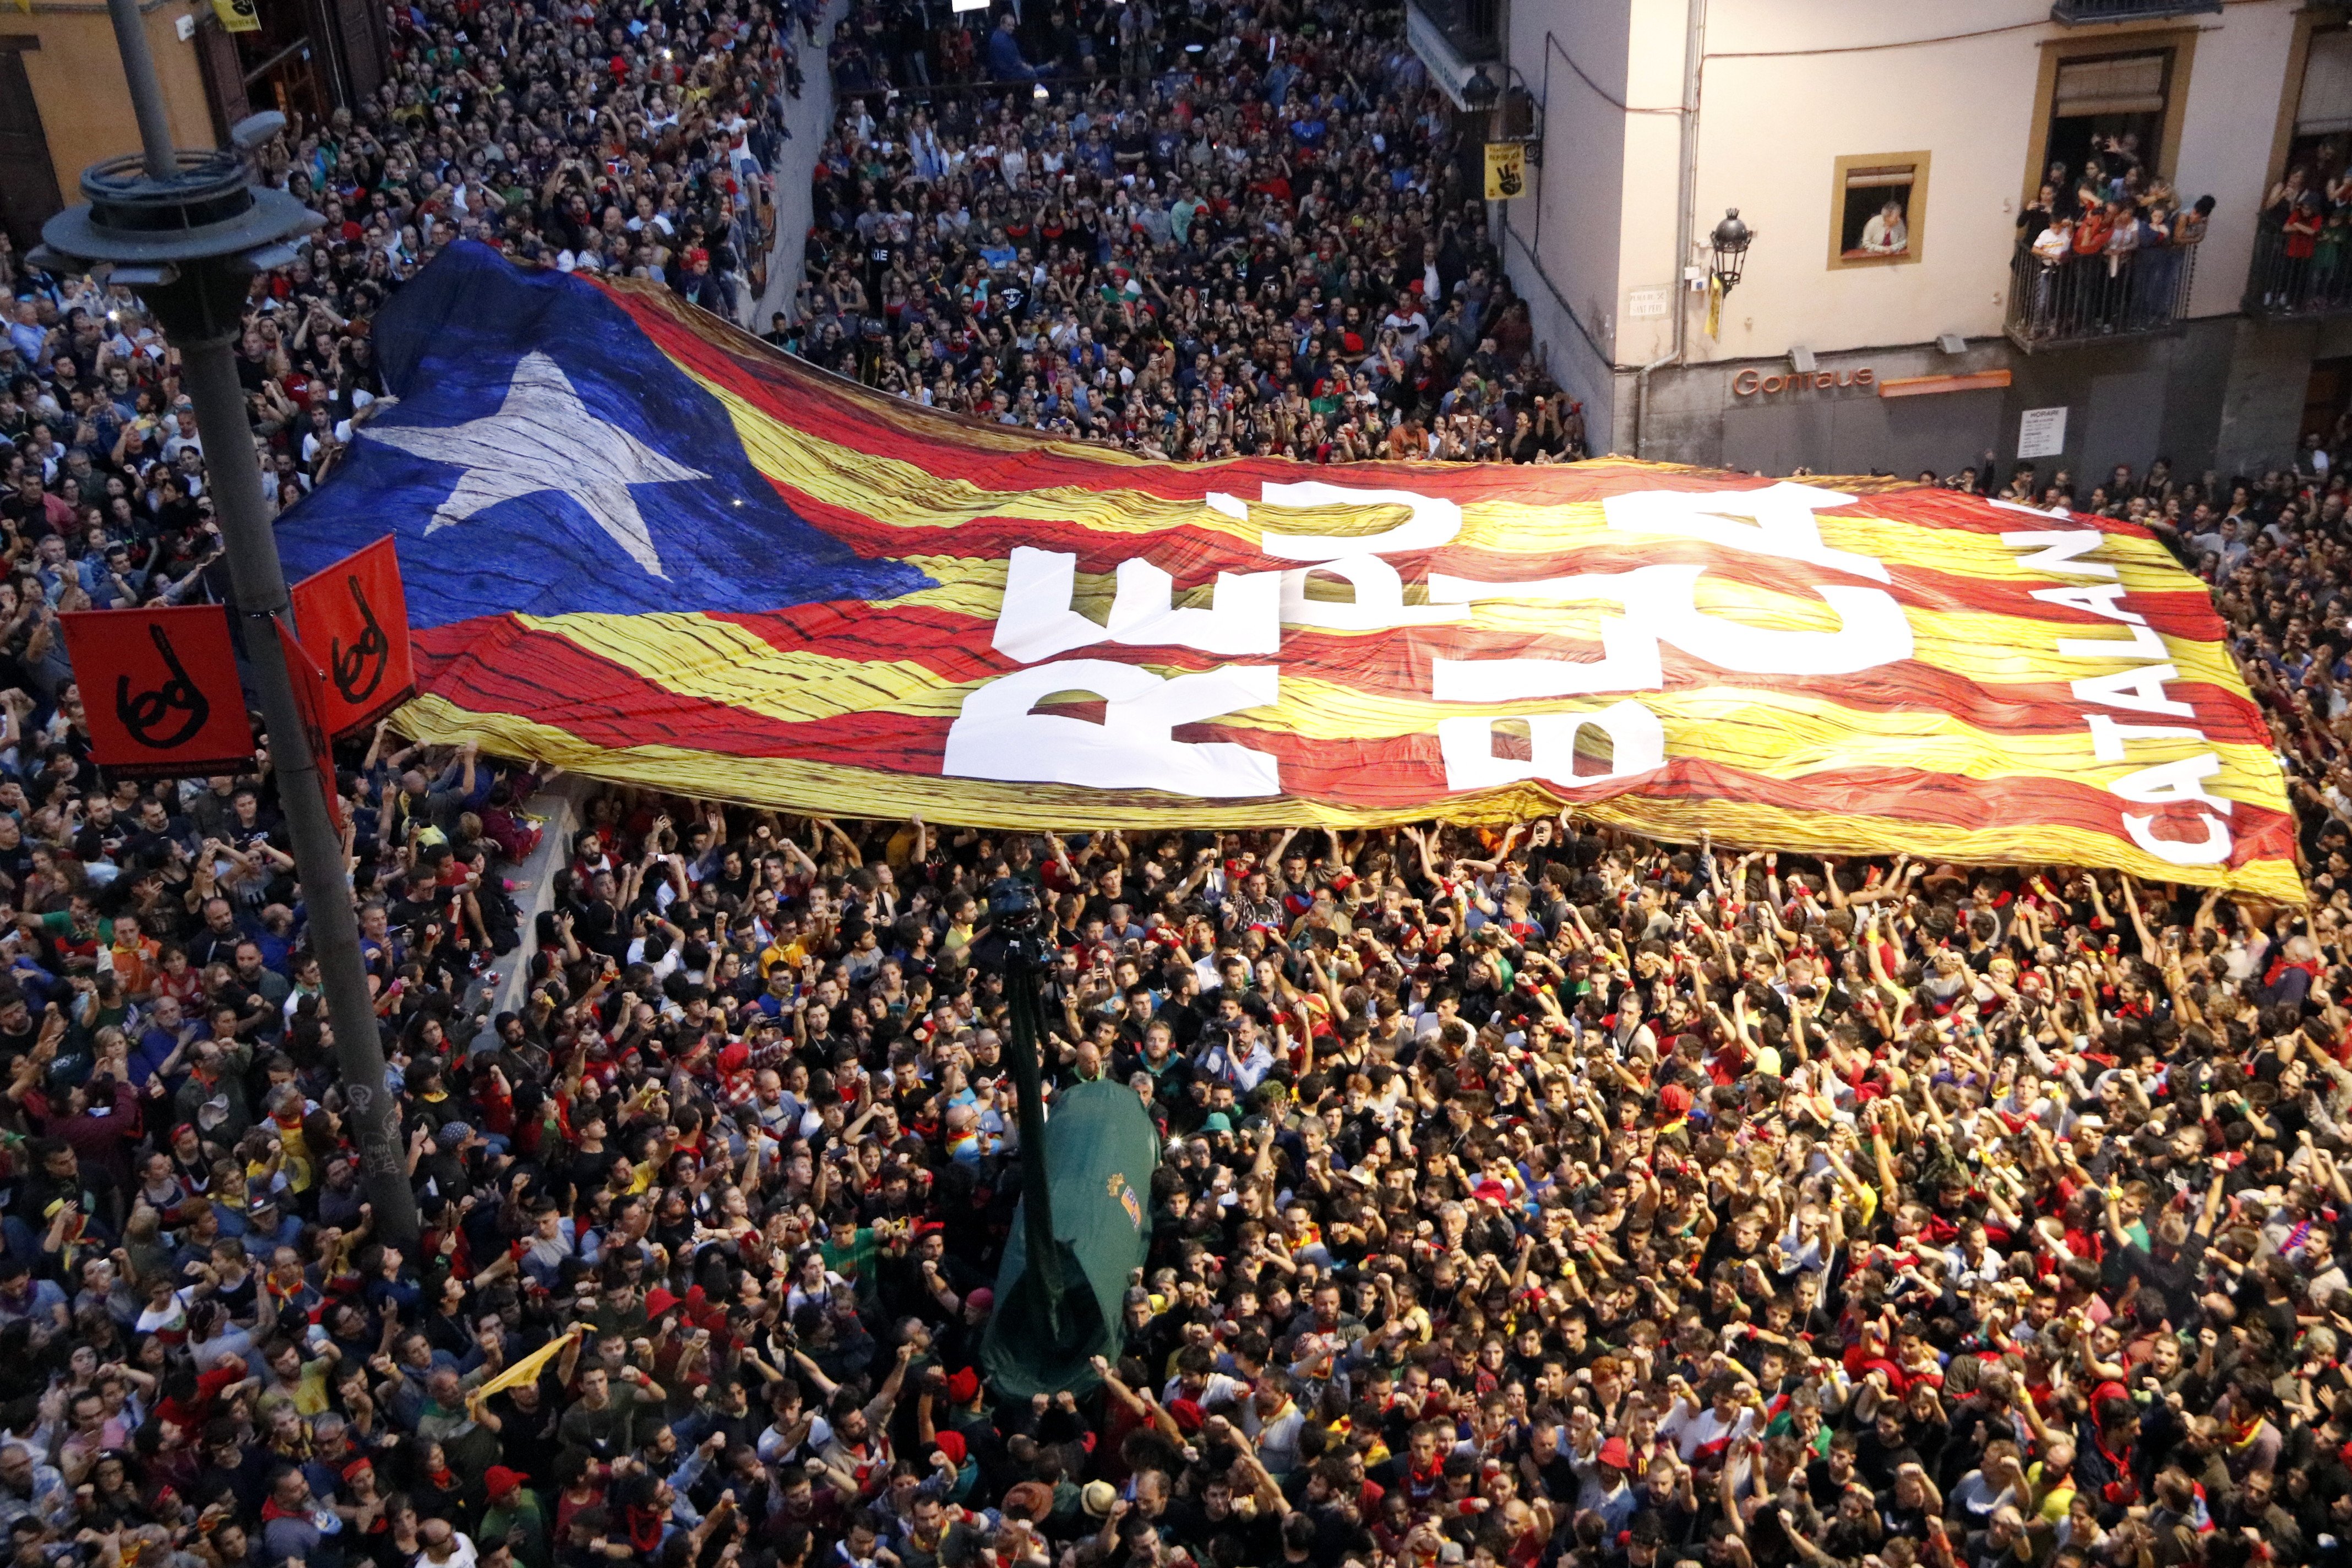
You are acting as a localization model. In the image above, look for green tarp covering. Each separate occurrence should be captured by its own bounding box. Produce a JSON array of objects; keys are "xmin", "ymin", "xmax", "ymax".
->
[{"xmin": 979, "ymin": 1080, "xmax": 1158, "ymax": 1400}]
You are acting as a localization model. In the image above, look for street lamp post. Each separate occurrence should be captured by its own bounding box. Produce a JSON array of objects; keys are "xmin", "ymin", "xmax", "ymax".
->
[
  {"xmin": 1710, "ymin": 207, "xmax": 1755, "ymax": 295},
  {"xmin": 34, "ymin": 0, "xmax": 421, "ymax": 1243}
]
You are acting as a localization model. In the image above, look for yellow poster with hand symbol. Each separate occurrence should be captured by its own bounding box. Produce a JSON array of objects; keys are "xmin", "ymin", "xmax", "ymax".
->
[{"xmin": 1483, "ymin": 143, "xmax": 1525, "ymax": 200}]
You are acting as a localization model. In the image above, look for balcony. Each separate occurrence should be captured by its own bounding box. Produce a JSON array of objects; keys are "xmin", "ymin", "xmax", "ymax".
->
[
  {"xmin": 2006, "ymin": 243, "xmax": 2197, "ymax": 351},
  {"xmin": 2243, "ymin": 220, "xmax": 2352, "ymax": 319},
  {"xmin": 1409, "ymin": 0, "xmax": 1499, "ymax": 65},
  {"xmin": 2049, "ymin": 0, "xmax": 2221, "ymax": 21}
]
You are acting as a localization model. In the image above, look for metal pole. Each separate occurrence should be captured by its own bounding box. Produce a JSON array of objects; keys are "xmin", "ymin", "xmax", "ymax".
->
[
  {"xmin": 46, "ymin": 0, "xmax": 413, "ymax": 1246},
  {"xmin": 178, "ymin": 342, "xmax": 421, "ymax": 1245},
  {"xmin": 102, "ymin": 0, "xmax": 179, "ymax": 182},
  {"xmin": 1632, "ymin": 0, "xmax": 1707, "ymax": 458},
  {"xmin": 1000, "ymin": 966, "xmax": 1065, "ymax": 1323}
]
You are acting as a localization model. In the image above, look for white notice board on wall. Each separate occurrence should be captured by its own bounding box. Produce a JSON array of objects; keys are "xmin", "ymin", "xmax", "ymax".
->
[{"xmin": 2018, "ymin": 406, "xmax": 2068, "ymax": 459}]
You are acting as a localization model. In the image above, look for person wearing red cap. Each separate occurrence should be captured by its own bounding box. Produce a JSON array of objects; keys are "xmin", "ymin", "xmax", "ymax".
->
[
  {"xmin": 479, "ymin": 1467, "xmax": 549, "ymax": 1568},
  {"xmin": 925, "ymin": 1358, "xmax": 998, "ymax": 1477},
  {"xmin": 1571, "ymin": 1432, "xmax": 1638, "ymax": 1537}
]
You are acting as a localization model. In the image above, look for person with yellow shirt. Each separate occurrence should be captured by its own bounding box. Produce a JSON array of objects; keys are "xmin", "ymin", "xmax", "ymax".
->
[{"xmin": 254, "ymin": 1335, "xmax": 340, "ymax": 1420}]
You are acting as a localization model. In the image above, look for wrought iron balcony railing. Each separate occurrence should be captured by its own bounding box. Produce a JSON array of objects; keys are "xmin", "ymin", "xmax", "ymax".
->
[
  {"xmin": 1410, "ymin": 0, "xmax": 1499, "ymax": 63},
  {"xmin": 2005, "ymin": 242, "xmax": 2197, "ymax": 351},
  {"xmin": 2243, "ymin": 218, "xmax": 2352, "ymax": 319},
  {"xmin": 2050, "ymin": 0, "xmax": 2221, "ymax": 22}
]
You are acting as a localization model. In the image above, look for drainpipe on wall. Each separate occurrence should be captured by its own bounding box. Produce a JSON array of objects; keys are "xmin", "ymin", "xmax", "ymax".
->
[{"xmin": 1633, "ymin": 0, "xmax": 1706, "ymax": 459}]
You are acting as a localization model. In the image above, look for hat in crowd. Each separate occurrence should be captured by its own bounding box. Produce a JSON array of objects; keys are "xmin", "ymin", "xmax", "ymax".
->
[
  {"xmin": 1598, "ymin": 1436, "xmax": 1633, "ymax": 1471},
  {"xmin": 1472, "ymin": 1179, "xmax": 1510, "ymax": 1206},
  {"xmin": 646, "ymin": 1287, "xmax": 683, "ymax": 1319},
  {"xmin": 1081, "ymin": 1480, "xmax": 1119, "ymax": 1519},
  {"xmin": 1657, "ymin": 1083, "xmax": 1693, "ymax": 1118},
  {"xmin": 945, "ymin": 1365, "xmax": 982, "ymax": 1404},
  {"xmin": 1165, "ymin": 1396, "xmax": 1205, "ymax": 1433},
  {"xmin": 932, "ymin": 1430, "xmax": 967, "ymax": 1466},
  {"xmin": 1000, "ymin": 1480, "xmax": 1056, "ymax": 1522},
  {"xmin": 1203, "ymin": 1111, "xmax": 1233, "ymax": 1133},
  {"xmin": 485, "ymin": 1467, "xmax": 527, "ymax": 1498},
  {"xmin": 438, "ymin": 1120, "xmax": 475, "ymax": 1145},
  {"xmin": 967, "ymin": 1287, "xmax": 994, "ymax": 1312}
]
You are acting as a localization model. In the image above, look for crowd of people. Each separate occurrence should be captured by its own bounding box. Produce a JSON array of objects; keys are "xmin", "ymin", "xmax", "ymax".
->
[
  {"xmin": 2012, "ymin": 140, "xmax": 2214, "ymax": 345},
  {"xmin": 0, "ymin": 0, "xmax": 817, "ymax": 522},
  {"xmin": 2, "ymin": 6, "xmax": 2352, "ymax": 1568},
  {"xmin": 2250, "ymin": 149, "xmax": 2352, "ymax": 319},
  {"xmin": 772, "ymin": 0, "xmax": 1585, "ymax": 463}
]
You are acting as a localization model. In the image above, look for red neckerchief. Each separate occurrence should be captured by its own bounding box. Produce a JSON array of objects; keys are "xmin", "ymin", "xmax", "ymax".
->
[{"xmin": 2091, "ymin": 1415, "xmax": 2139, "ymax": 1506}]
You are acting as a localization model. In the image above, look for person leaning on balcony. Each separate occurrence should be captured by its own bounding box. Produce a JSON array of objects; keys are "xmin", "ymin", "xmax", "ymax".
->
[
  {"xmin": 2028, "ymin": 214, "xmax": 2075, "ymax": 335},
  {"xmin": 2018, "ymin": 184, "xmax": 2058, "ymax": 253},
  {"xmin": 2175, "ymin": 193, "xmax": 2214, "ymax": 249},
  {"xmin": 2130, "ymin": 200, "xmax": 2175, "ymax": 327},
  {"xmin": 2287, "ymin": 192, "xmax": 2324, "ymax": 263},
  {"xmin": 2032, "ymin": 214, "xmax": 2075, "ymax": 265},
  {"xmin": 2072, "ymin": 199, "xmax": 2114, "ymax": 259},
  {"xmin": 2103, "ymin": 199, "xmax": 2139, "ymax": 275},
  {"xmin": 2263, "ymin": 165, "xmax": 2311, "ymax": 230},
  {"xmin": 2316, "ymin": 204, "xmax": 2350, "ymax": 303}
]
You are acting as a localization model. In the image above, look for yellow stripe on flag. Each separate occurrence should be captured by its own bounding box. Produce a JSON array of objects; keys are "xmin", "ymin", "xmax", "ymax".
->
[{"xmin": 389, "ymin": 695, "xmax": 2305, "ymax": 900}]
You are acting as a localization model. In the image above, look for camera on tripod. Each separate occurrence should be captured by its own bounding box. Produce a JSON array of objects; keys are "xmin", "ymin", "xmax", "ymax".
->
[{"xmin": 974, "ymin": 875, "xmax": 1049, "ymax": 976}]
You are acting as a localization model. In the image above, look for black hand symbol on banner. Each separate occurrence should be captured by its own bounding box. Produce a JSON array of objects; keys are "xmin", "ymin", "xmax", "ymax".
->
[
  {"xmin": 117, "ymin": 623, "xmax": 210, "ymax": 750},
  {"xmin": 330, "ymin": 574, "xmax": 391, "ymax": 706}
]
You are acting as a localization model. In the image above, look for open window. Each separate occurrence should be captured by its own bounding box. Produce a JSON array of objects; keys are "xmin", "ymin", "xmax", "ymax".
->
[
  {"xmin": 2021, "ymin": 35, "xmax": 2196, "ymax": 212},
  {"xmin": 1828, "ymin": 152, "xmax": 1929, "ymax": 269},
  {"xmin": 2280, "ymin": 28, "xmax": 2352, "ymax": 204}
]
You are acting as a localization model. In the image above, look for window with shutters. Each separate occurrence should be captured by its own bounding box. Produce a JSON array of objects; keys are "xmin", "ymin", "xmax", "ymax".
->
[
  {"xmin": 2040, "ymin": 50, "xmax": 2174, "ymax": 200},
  {"xmin": 2244, "ymin": 26, "xmax": 2352, "ymax": 319},
  {"xmin": 2279, "ymin": 29, "xmax": 2352, "ymax": 200},
  {"xmin": 1827, "ymin": 153, "xmax": 1930, "ymax": 271}
]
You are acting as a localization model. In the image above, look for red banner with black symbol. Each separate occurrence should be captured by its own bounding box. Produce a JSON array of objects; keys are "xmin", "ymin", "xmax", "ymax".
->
[
  {"xmin": 274, "ymin": 618, "xmax": 346, "ymax": 835},
  {"xmin": 59, "ymin": 605, "xmax": 252, "ymax": 778},
  {"xmin": 290, "ymin": 535, "xmax": 416, "ymax": 740}
]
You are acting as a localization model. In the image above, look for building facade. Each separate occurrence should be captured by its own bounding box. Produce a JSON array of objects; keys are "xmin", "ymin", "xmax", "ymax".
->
[
  {"xmin": 0, "ymin": 0, "xmax": 385, "ymax": 256},
  {"xmin": 1418, "ymin": 0, "xmax": 2352, "ymax": 483}
]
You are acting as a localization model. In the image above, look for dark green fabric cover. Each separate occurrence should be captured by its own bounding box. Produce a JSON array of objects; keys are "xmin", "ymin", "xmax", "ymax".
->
[{"xmin": 980, "ymin": 1080, "xmax": 1158, "ymax": 1400}]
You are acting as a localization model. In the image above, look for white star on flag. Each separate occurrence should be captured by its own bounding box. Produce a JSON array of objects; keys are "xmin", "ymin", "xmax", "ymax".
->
[{"xmin": 363, "ymin": 350, "xmax": 708, "ymax": 579}]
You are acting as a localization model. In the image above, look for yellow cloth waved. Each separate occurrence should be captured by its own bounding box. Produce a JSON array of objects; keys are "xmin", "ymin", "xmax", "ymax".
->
[{"xmin": 472, "ymin": 1324, "xmax": 582, "ymax": 1400}]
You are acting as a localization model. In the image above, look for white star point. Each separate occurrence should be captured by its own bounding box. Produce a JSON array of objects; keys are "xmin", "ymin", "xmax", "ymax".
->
[{"xmin": 365, "ymin": 350, "xmax": 706, "ymax": 579}]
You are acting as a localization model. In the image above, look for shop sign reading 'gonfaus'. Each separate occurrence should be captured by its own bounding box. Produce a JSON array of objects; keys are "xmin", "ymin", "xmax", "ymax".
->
[{"xmin": 1733, "ymin": 367, "xmax": 1876, "ymax": 396}]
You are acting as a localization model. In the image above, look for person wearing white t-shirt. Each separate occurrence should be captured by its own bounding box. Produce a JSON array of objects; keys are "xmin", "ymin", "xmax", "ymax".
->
[
  {"xmin": 415, "ymin": 1519, "xmax": 478, "ymax": 1568},
  {"xmin": 1658, "ymin": 1374, "xmax": 1761, "ymax": 1464}
]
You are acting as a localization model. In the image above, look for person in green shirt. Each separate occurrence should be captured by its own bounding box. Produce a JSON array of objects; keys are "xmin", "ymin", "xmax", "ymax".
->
[
  {"xmin": 480, "ymin": 1466, "xmax": 552, "ymax": 1568},
  {"xmin": 821, "ymin": 1220, "xmax": 883, "ymax": 1306},
  {"xmin": 554, "ymin": 1363, "xmax": 665, "ymax": 1462},
  {"xmin": 29, "ymin": 900, "xmax": 114, "ymax": 969}
]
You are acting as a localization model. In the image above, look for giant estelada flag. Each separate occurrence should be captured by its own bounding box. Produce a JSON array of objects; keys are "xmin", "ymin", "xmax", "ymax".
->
[{"xmin": 275, "ymin": 243, "xmax": 2298, "ymax": 899}]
